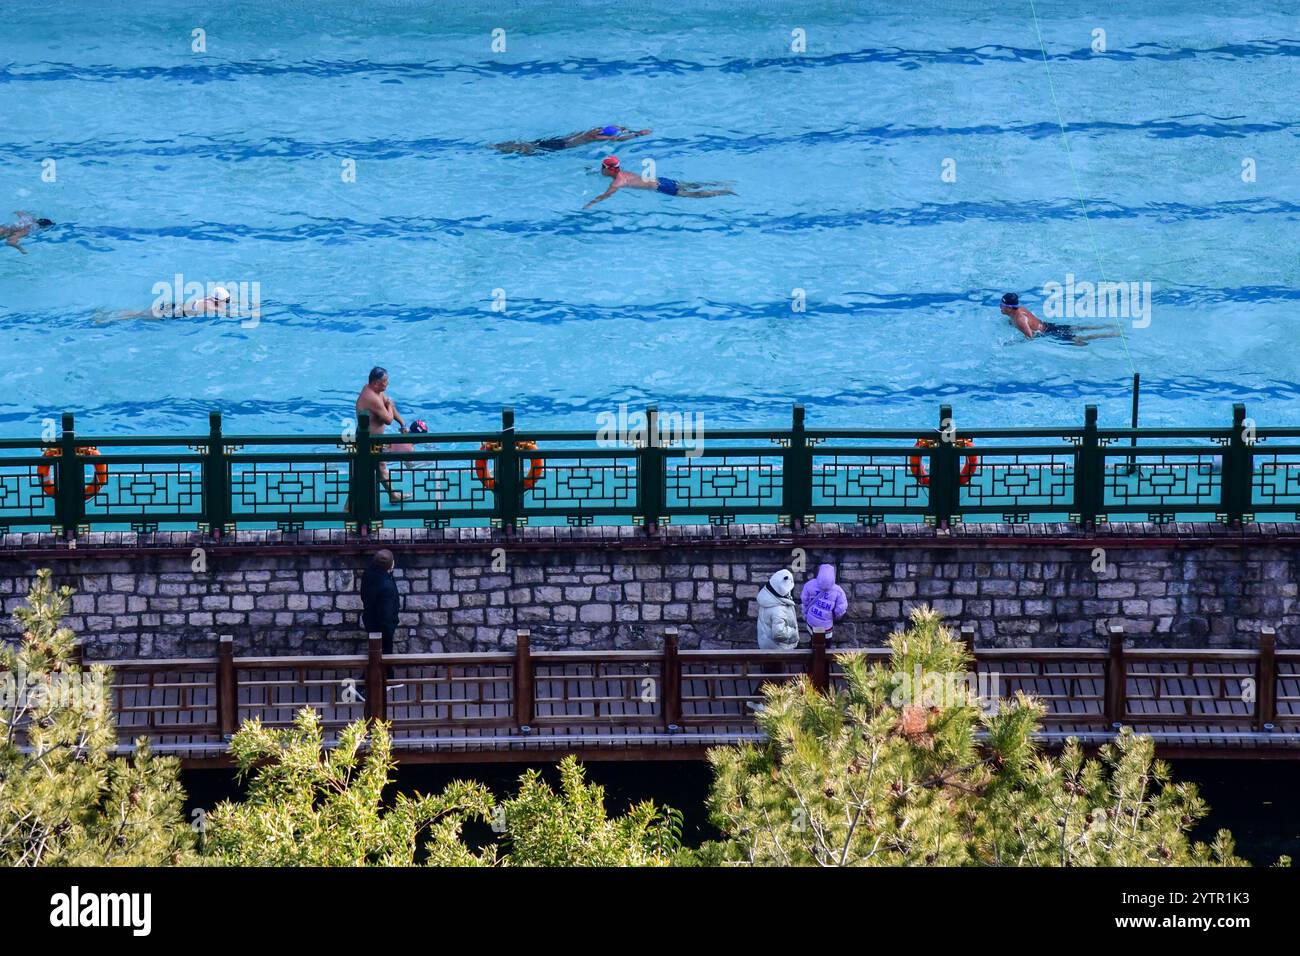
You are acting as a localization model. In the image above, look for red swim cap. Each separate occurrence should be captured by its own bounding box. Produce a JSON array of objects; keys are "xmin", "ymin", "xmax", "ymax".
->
[{"xmin": 602, "ymin": 155, "xmax": 620, "ymax": 169}]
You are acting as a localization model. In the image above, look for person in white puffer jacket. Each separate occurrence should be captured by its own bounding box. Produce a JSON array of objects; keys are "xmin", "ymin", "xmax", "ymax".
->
[{"xmin": 755, "ymin": 569, "xmax": 800, "ymax": 650}]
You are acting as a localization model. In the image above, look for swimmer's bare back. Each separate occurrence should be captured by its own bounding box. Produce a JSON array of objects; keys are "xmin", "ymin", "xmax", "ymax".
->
[
  {"xmin": 584, "ymin": 170, "xmax": 656, "ymax": 207},
  {"xmin": 3, "ymin": 225, "xmax": 32, "ymax": 254},
  {"xmin": 114, "ymin": 302, "xmax": 221, "ymax": 321},
  {"xmin": 1013, "ymin": 309, "xmax": 1121, "ymax": 346}
]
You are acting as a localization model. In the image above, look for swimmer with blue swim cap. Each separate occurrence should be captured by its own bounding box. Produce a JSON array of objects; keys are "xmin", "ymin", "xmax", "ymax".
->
[
  {"xmin": 585, "ymin": 155, "xmax": 736, "ymax": 208},
  {"xmin": 491, "ymin": 124, "xmax": 650, "ymax": 155}
]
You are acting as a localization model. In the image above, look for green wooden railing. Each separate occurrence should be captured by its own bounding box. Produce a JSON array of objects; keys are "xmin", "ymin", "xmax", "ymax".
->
[{"xmin": 0, "ymin": 403, "xmax": 1294, "ymax": 536}]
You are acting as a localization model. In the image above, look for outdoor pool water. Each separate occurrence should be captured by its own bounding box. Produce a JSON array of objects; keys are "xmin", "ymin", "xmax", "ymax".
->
[{"xmin": 1, "ymin": 0, "xmax": 1297, "ymax": 440}]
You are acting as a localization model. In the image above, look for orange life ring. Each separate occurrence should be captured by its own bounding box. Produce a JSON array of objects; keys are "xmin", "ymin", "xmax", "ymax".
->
[
  {"xmin": 38, "ymin": 446, "xmax": 109, "ymax": 500},
  {"xmin": 474, "ymin": 440, "xmax": 545, "ymax": 492},
  {"xmin": 908, "ymin": 438, "xmax": 978, "ymax": 487}
]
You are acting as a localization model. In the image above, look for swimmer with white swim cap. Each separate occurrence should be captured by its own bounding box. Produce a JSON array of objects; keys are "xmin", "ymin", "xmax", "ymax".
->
[{"xmin": 118, "ymin": 284, "xmax": 234, "ymax": 320}]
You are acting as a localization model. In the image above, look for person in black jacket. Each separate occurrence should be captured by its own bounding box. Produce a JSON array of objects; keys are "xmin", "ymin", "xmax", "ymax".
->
[{"xmin": 359, "ymin": 549, "xmax": 400, "ymax": 654}]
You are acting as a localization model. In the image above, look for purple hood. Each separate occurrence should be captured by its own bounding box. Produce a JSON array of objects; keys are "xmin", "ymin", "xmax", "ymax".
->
[{"xmin": 801, "ymin": 564, "xmax": 848, "ymax": 629}]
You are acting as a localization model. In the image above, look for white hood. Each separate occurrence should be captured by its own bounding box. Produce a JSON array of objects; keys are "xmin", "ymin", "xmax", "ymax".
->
[{"xmin": 757, "ymin": 569, "xmax": 795, "ymax": 607}]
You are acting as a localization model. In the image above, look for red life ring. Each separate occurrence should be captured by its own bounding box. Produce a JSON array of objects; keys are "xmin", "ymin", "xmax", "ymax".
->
[
  {"xmin": 474, "ymin": 441, "xmax": 545, "ymax": 492},
  {"xmin": 908, "ymin": 438, "xmax": 978, "ymax": 487},
  {"xmin": 38, "ymin": 446, "xmax": 109, "ymax": 500}
]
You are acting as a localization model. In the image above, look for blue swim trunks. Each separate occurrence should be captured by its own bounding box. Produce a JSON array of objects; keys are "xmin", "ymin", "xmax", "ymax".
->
[{"xmin": 656, "ymin": 177, "xmax": 679, "ymax": 196}]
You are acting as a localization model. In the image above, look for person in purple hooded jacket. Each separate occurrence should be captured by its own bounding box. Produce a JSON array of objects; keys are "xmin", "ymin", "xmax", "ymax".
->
[{"xmin": 801, "ymin": 563, "xmax": 848, "ymax": 634}]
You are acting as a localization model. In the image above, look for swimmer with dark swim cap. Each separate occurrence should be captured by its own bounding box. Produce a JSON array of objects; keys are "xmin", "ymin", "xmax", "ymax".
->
[
  {"xmin": 999, "ymin": 291, "xmax": 1119, "ymax": 346},
  {"xmin": 584, "ymin": 155, "xmax": 736, "ymax": 208},
  {"xmin": 3, "ymin": 211, "xmax": 55, "ymax": 255},
  {"xmin": 491, "ymin": 125, "xmax": 651, "ymax": 155}
]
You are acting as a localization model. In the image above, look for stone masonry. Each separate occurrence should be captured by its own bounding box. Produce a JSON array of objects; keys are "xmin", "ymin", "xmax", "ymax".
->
[{"xmin": 1, "ymin": 523, "xmax": 1297, "ymax": 659}]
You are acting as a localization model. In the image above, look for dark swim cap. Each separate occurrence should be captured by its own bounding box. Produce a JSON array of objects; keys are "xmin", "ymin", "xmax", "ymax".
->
[
  {"xmin": 1001, "ymin": 292, "xmax": 1019, "ymax": 307},
  {"xmin": 600, "ymin": 125, "xmax": 619, "ymax": 135},
  {"xmin": 408, "ymin": 419, "xmax": 428, "ymax": 433}
]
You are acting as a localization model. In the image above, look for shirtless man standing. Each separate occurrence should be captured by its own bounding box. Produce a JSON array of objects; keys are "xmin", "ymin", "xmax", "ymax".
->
[
  {"xmin": 584, "ymin": 156, "xmax": 735, "ymax": 207},
  {"xmin": 355, "ymin": 366, "xmax": 409, "ymax": 504},
  {"xmin": 1000, "ymin": 292, "xmax": 1119, "ymax": 346}
]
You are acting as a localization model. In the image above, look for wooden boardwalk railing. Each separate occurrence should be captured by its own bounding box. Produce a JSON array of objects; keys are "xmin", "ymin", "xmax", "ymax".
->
[{"xmin": 92, "ymin": 626, "xmax": 1300, "ymax": 763}]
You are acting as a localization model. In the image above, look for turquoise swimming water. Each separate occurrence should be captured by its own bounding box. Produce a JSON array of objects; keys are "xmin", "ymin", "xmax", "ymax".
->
[{"xmin": 1, "ymin": 0, "xmax": 1297, "ymax": 438}]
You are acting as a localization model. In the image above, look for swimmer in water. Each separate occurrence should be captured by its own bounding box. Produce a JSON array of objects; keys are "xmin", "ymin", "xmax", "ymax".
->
[
  {"xmin": 2, "ymin": 211, "xmax": 55, "ymax": 254},
  {"xmin": 1000, "ymin": 292, "xmax": 1120, "ymax": 346},
  {"xmin": 114, "ymin": 286, "xmax": 233, "ymax": 321},
  {"xmin": 584, "ymin": 155, "xmax": 735, "ymax": 208},
  {"xmin": 492, "ymin": 125, "xmax": 650, "ymax": 155}
]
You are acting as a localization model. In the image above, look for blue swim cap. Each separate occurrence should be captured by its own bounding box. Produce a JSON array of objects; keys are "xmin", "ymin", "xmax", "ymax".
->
[{"xmin": 600, "ymin": 125, "xmax": 619, "ymax": 136}]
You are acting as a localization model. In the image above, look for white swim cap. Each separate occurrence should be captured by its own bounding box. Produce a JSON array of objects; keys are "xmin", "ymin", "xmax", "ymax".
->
[{"xmin": 210, "ymin": 286, "xmax": 231, "ymax": 304}]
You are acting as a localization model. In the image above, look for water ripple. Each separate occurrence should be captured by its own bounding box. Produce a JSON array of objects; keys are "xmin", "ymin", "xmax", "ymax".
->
[{"xmin": 2, "ymin": 41, "xmax": 1299, "ymax": 84}]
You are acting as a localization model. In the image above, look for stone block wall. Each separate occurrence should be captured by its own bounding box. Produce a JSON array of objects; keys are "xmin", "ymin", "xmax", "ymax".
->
[{"xmin": 0, "ymin": 525, "xmax": 1296, "ymax": 659}]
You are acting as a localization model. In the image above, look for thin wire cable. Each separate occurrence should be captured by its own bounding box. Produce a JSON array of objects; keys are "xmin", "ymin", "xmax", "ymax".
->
[{"xmin": 1027, "ymin": 0, "xmax": 1138, "ymax": 375}]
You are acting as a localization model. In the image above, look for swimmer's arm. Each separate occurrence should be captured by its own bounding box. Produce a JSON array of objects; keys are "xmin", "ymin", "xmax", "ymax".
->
[
  {"xmin": 1010, "ymin": 315, "xmax": 1035, "ymax": 339},
  {"xmin": 584, "ymin": 186, "xmax": 618, "ymax": 209},
  {"xmin": 385, "ymin": 396, "xmax": 406, "ymax": 430},
  {"xmin": 611, "ymin": 128, "xmax": 651, "ymax": 141},
  {"xmin": 354, "ymin": 389, "xmax": 393, "ymax": 427}
]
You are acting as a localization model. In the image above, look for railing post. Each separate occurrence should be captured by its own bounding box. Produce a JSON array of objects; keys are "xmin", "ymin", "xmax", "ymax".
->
[
  {"xmin": 495, "ymin": 408, "xmax": 520, "ymax": 534},
  {"xmin": 1221, "ymin": 403, "xmax": 1250, "ymax": 526},
  {"xmin": 514, "ymin": 628, "xmax": 533, "ymax": 728},
  {"xmin": 1077, "ymin": 405, "xmax": 1102, "ymax": 527},
  {"xmin": 217, "ymin": 634, "xmax": 236, "ymax": 738},
  {"xmin": 785, "ymin": 404, "xmax": 813, "ymax": 530},
  {"xmin": 810, "ymin": 627, "xmax": 829, "ymax": 693},
  {"xmin": 640, "ymin": 405, "xmax": 666, "ymax": 535},
  {"xmin": 55, "ymin": 412, "xmax": 81, "ymax": 538},
  {"xmin": 1105, "ymin": 625, "xmax": 1126, "ymax": 727},
  {"xmin": 780, "ymin": 405, "xmax": 811, "ymax": 535},
  {"xmin": 661, "ymin": 627, "xmax": 681, "ymax": 729},
  {"xmin": 351, "ymin": 412, "xmax": 375, "ymax": 534},
  {"xmin": 928, "ymin": 403, "xmax": 957, "ymax": 528},
  {"xmin": 205, "ymin": 411, "xmax": 229, "ymax": 537},
  {"xmin": 1256, "ymin": 626, "xmax": 1276, "ymax": 732},
  {"xmin": 365, "ymin": 633, "xmax": 386, "ymax": 723},
  {"xmin": 1125, "ymin": 371, "xmax": 1140, "ymax": 474}
]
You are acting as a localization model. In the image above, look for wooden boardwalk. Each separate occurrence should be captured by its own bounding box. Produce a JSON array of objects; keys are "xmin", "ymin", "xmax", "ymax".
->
[{"xmin": 94, "ymin": 627, "xmax": 1300, "ymax": 764}]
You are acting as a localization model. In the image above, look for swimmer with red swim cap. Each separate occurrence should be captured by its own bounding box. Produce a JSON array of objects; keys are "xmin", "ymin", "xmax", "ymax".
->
[
  {"xmin": 491, "ymin": 125, "xmax": 650, "ymax": 155},
  {"xmin": 585, "ymin": 155, "xmax": 736, "ymax": 208}
]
